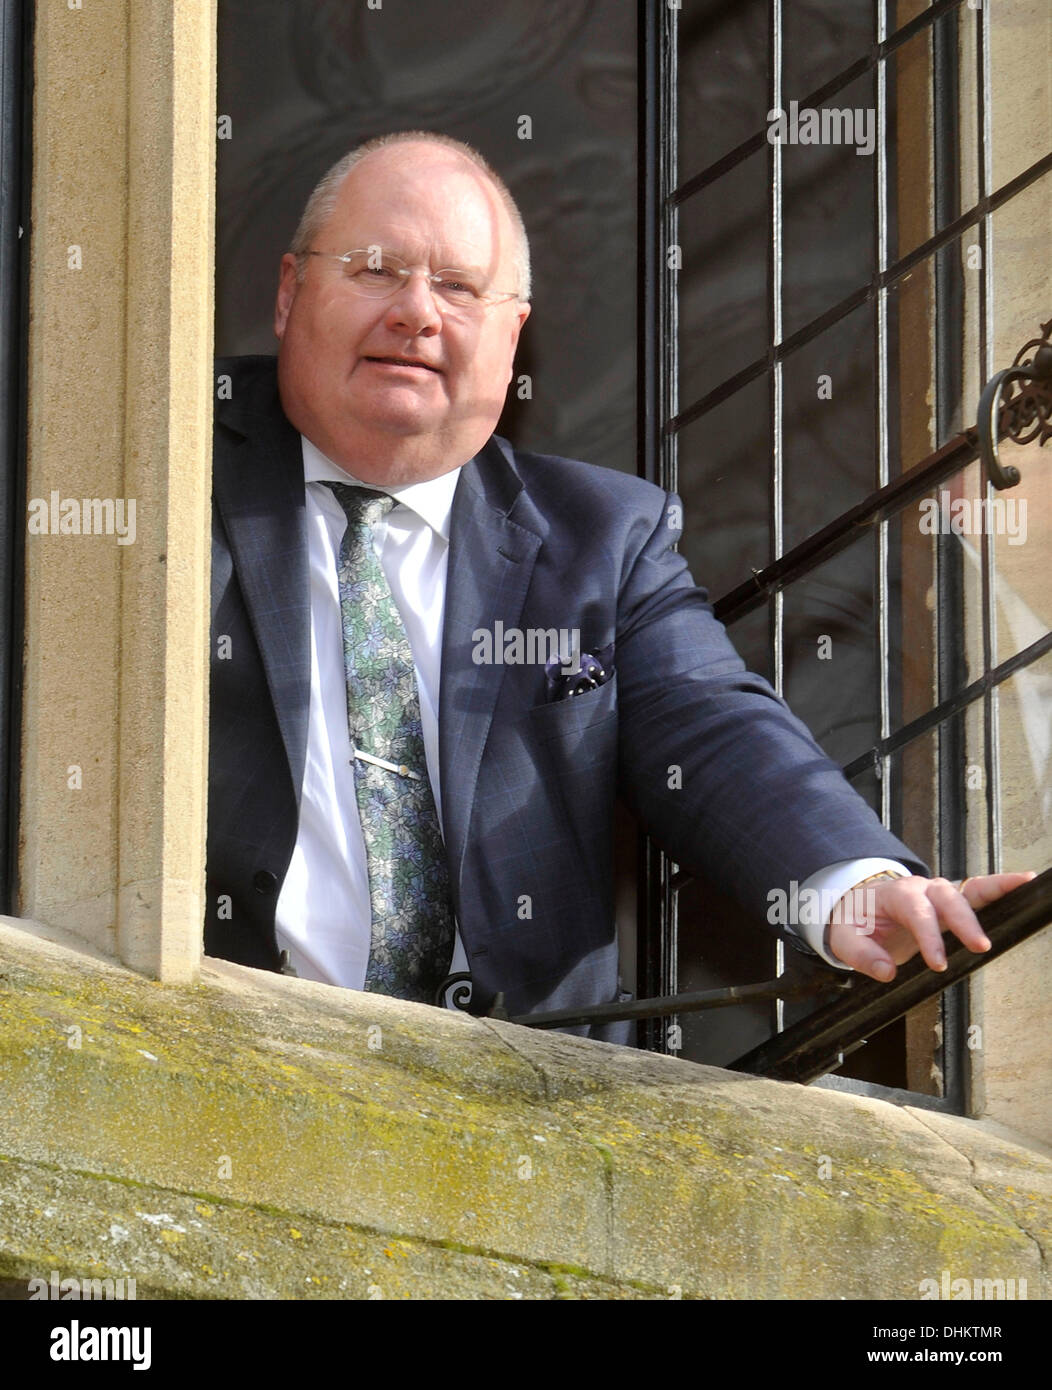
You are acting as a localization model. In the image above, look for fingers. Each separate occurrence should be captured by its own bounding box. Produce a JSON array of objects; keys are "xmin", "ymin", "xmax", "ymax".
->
[
  {"xmin": 827, "ymin": 872, "xmax": 1024, "ymax": 983},
  {"xmin": 890, "ymin": 878, "xmax": 952, "ymax": 972},
  {"xmin": 925, "ymin": 877, "xmax": 990, "ymax": 956},
  {"xmin": 826, "ymin": 870, "xmax": 1036, "ymax": 982},
  {"xmin": 959, "ymin": 871, "xmax": 1036, "ymax": 909}
]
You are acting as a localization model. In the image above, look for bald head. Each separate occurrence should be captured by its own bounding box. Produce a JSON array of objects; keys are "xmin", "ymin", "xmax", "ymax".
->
[{"xmin": 289, "ymin": 131, "xmax": 531, "ymax": 301}]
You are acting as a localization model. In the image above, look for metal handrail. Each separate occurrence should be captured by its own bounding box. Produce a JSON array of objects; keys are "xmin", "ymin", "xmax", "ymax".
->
[
  {"xmin": 730, "ymin": 866, "xmax": 1052, "ymax": 1083},
  {"xmin": 493, "ymin": 869, "xmax": 1052, "ymax": 1084}
]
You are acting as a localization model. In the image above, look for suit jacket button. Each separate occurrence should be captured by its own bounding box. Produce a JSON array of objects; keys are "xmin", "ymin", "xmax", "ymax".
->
[{"xmin": 253, "ymin": 870, "xmax": 278, "ymax": 896}]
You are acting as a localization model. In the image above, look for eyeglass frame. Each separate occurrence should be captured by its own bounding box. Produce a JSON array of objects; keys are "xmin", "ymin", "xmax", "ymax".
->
[{"xmin": 297, "ymin": 247, "xmax": 525, "ymax": 309}]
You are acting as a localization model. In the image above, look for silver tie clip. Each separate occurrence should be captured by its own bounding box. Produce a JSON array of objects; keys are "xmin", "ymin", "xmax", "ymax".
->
[{"xmin": 351, "ymin": 745, "xmax": 423, "ymax": 781}]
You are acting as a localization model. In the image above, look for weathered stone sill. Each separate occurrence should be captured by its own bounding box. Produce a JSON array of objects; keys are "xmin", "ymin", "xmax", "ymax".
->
[{"xmin": 1, "ymin": 918, "xmax": 1048, "ymax": 1300}]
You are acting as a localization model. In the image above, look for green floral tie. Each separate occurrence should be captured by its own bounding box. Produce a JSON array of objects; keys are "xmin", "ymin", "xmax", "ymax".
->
[{"xmin": 326, "ymin": 482, "xmax": 455, "ymax": 1003}]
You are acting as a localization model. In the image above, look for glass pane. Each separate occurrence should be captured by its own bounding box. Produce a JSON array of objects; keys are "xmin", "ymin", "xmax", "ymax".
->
[
  {"xmin": 782, "ymin": 70, "xmax": 878, "ymax": 339},
  {"xmin": 677, "ymin": 373, "xmax": 772, "ymax": 604},
  {"xmin": 215, "ymin": 0, "xmax": 639, "ymax": 472},
  {"xmin": 783, "ymin": 0, "xmax": 876, "ymax": 100},
  {"xmin": 989, "ymin": 0, "xmax": 1052, "ymax": 192},
  {"xmin": 962, "ymin": 694, "xmax": 990, "ymax": 878},
  {"xmin": 719, "ymin": 602, "xmax": 773, "ymax": 687},
  {"xmin": 886, "ymin": 251, "xmax": 937, "ymax": 475},
  {"xmin": 888, "ymin": 708, "xmax": 988, "ymax": 879},
  {"xmin": 887, "ymin": 459, "xmax": 987, "ymax": 733},
  {"xmin": 887, "ymin": 21, "xmax": 935, "ymax": 264},
  {"xmin": 885, "ymin": 226, "xmax": 983, "ymax": 481},
  {"xmin": 894, "ymin": 722, "xmax": 940, "ymax": 868},
  {"xmin": 989, "ymin": 171, "xmax": 1052, "ymax": 664},
  {"xmin": 996, "ymin": 648, "xmax": 1052, "ymax": 872},
  {"xmin": 678, "ymin": 149, "xmax": 769, "ymax": 411},
  {"xmin": 782, "ymin": 299, "xmax": 876, "ymax": 551},
  {"xmin": 886, "ymin": 14, "xmax": 979, "ymax": 264},
  {"xmin": 782, "ymin": 533, "xmax": 881, "ymax": 769},
  {"xmin": 674, "ymin": 875, "xmax": 777, "ymax": 1069},
  {"xmin": 677, "ymin": 0, "xmax": 767, "ymax": 184},
  {"xmin": 890, "ymin": 1, "xmax": 933, "ymax": 33}
]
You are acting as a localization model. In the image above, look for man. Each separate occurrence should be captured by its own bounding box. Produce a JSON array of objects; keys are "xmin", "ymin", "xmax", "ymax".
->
[{"xmin": 205, "ymin": 131, "xmax": 1030, "ymax": 1044}]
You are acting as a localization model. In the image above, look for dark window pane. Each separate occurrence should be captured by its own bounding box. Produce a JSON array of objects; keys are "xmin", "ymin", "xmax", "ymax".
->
[
  {"xmin": 782, "ymin": 71, "xmax": 877, "ymax": 338},
  {"xmin": 886, "ymin": 251, "xmax": 937, "ymax": 477},
  {"xmin": 677, "ymin": 373, "xmax": 772, "ymax": 604},
  {"xmin": 887, "ymin": 706, "xmax": 988, "ymax": 880},
  {"xmin": 782, "ymin": 533, "xmax": 881, "ymax": 768},
  {"xmin": 678, "ymin": 148, "xmax": 769, "ymax": 412},
  {"xmin": 674, "ymin": 876, "xmax": 777, "ymax": 1068},
  {"xmin": 783, "ymin": 0, "xmax": 876, "ymax": 100},
  {"xmin": 215, "ymin": 0, "xmax": 639, "ymax": 471},
  {"xmin": 782, "ymin": 300, "xmax": 876, "ymax": 551},
  {"xmin": 886, "ymin": 21, "xmax": 936, "ymax": 265},
  {"xmin": 886, "ymin": 462, "xmax": 987, "ymax": 735},
  {"xmin": 677, "ymin": 0, "xmax": 767, "ymax": 183},
  {"xmin": 886, "ymin": 15, "xmax": 980, "ymax": 264}
]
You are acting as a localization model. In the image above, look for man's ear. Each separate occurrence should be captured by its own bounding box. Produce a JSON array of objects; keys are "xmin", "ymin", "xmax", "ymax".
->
[
  {"xmin": 274, "ymin": 253, "xmax": 300, "ymax": 339},
  {"xmin": 505, "ymin": 301, "xmax": 530, "ymax": 378}
]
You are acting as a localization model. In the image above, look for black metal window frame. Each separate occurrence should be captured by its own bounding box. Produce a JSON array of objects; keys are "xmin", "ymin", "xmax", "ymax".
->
[
  {"xmin": 0, "ymin": 0, "xmax": 31, "ymax": 918},
  {"xmin": 635, "ymin": 0, "xmax": 1052, "ymax": 1108}
]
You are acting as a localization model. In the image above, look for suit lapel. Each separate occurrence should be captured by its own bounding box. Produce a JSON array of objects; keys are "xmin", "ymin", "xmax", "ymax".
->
[
  {"xmin": 213, "ymin": 360, "xmax": 312, "ymax": 803},
  {"xmin": 440, "ymin": 436, "xmax": 544, "ymax": 894}
]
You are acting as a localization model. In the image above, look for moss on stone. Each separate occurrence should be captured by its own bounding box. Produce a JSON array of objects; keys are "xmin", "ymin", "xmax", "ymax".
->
[{"xmin": 1, "ymin": 921, "xmax": 1049, "ymax": 1299}]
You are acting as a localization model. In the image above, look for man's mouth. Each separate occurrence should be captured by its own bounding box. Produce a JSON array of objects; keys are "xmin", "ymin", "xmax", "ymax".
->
[{"xmin": 363, "ymin": 356, "xmax": 441, "ymax": 372}]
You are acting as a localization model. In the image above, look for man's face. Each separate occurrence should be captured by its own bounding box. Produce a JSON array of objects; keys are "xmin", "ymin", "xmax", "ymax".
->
[{"xmin": 274, "ymin": 143, "xmax": 530, "ymax": 484}]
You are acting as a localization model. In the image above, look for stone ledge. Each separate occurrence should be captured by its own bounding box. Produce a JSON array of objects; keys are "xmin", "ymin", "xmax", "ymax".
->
[{"xmin": 1, "ymin": 917, "xmax": 1048, "ymax": 1300}]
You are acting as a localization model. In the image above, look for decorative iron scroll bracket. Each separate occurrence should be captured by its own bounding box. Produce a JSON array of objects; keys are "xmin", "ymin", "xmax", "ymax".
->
[
  {"xmin": 974, "ymin": 317, "xmax": 1052, "ymax": 489},
  {"xmin": 714, "ymin": 314, "xmax": 1052, "ymax": 626}
]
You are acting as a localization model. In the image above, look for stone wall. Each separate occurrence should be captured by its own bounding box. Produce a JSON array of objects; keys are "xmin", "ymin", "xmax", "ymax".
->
[{"xmin": 0, "ymin": 918, "xmax": 1047, "ymax": 1300}]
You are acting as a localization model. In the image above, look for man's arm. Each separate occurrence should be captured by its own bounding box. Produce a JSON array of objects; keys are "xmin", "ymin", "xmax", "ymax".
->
[
  {"xmin": 612, "ymin": 488, "xmax": 925, "ymax": 915},
  {"xmin": 611, "ymin": 486, "xmax": 1030, "ymax": 975}
]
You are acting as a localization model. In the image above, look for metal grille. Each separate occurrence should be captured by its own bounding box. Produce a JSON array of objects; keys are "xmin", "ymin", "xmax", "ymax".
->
[{"xmin": 638, "ymin": 0, "xmax": 1051, "ymax": 1101}]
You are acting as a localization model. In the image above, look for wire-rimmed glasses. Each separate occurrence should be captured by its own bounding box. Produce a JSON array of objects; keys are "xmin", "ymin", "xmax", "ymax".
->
[{"xmin": 301, "ymin": 247, "xmax": 522, "ymax": 313}]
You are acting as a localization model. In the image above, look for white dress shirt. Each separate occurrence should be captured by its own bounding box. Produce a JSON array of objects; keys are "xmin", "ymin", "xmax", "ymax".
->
[{"xmin": 275, "ymin": 433, "xmax": 908, "ymax": 993}]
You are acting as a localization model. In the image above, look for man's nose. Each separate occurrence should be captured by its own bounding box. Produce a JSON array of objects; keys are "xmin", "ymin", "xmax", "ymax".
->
[{"xmin": 383, "ymin": 271, "xmax": 443, "ymax": 336}]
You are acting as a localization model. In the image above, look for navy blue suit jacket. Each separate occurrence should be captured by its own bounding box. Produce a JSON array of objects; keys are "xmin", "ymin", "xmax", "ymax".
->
[{"xmin": 205, "ymin": 355, "xmax": 924, "ymax": 1041}]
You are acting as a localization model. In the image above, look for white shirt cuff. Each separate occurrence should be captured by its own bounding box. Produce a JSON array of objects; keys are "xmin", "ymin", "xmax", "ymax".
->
[{"xmin": 786, "ymin": 858, "xmax": 914, "ymax": 970}]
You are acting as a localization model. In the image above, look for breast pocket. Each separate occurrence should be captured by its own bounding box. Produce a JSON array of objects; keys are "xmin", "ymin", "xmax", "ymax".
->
[{"xmin": 528, "ymin": 671, "xmax": 618, "ymax": 749}]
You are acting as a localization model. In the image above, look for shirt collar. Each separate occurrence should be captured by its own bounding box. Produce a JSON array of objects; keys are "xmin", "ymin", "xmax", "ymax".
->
[{"xmin": 301, "ymin": 435, "xmax": 461, "ymax": 543}]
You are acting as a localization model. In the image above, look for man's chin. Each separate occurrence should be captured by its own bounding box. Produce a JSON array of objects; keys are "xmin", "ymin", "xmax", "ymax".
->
[{"xmin": 325, "ymin": 414, "xmax": 467, "ymax": 485}]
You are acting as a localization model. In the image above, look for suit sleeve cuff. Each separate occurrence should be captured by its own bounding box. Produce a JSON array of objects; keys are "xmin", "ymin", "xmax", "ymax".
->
[{"xmin": 785, "ymin": 858, "xmax": 914, "ymax": 970}]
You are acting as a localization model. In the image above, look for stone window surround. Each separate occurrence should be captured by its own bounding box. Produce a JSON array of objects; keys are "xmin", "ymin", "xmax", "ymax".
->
[{"xmin": 8, "ymin": 0, "xmax": 1050, "ymax": 1156}]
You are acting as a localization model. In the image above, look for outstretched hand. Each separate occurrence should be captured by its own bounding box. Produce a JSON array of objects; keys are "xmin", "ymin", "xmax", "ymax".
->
[{"xmin": 827, "ymin": 872, "xmax": 1036, "ymax": 982}]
